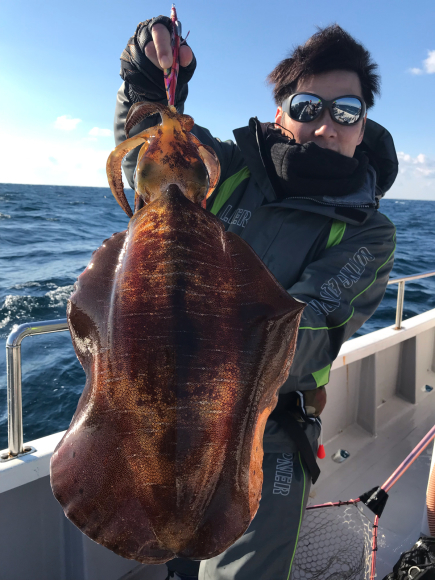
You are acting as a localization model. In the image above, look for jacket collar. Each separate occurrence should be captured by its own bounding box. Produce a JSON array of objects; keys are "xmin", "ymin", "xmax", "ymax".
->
[
  {"xmin": 233, "ymin": 117, "xmax": 378, "ymax": 225},
  {"xmin": 233, "ymin": 119, "xmax": 277, "ymax": 203}
]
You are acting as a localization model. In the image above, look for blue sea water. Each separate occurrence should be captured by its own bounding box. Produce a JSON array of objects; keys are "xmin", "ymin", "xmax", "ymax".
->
[{"xmin": 0, "ymin": 183, "xmax": 434, "ymax": 450}]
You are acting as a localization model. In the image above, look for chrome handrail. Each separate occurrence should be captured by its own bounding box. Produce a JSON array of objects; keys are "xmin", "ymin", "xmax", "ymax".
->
[
  {"xmin": 3, "ymin": 319, "xmax": 69, "ymax": 460},
  {"xmin": 2, "ymin": 269, "xmax": 435, "ymax": 459},
  {"xmin": 387, "ymin": 269, "xmax": 435, "ymax": 330}
]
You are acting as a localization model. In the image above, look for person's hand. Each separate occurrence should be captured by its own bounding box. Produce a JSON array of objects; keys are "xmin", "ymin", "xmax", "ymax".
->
[{"xmin": 144, "ymin": 23, "xmax": 193, "ymax": 70}]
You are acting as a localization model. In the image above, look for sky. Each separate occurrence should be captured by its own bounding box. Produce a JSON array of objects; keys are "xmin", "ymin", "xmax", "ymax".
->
[{"xmin": 0, "ymin": 0, "xmax": 434, "ymax": 199}]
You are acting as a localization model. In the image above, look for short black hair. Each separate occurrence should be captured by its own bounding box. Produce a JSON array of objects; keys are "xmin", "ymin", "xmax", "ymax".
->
[{"xmin": 267, "ymin": 24, "xmax": 380, "ymax": 109}]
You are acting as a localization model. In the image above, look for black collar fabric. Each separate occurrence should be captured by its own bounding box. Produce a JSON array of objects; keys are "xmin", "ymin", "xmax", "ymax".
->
[
  {"xmin": 262, "ymin": 124, "xmax": 370, "ymax": 200},
  {"xmin": 233, "ymin": 119, "xmax": 278, "ymax": 202},
  {"xmin": 355, "ymin": 118, "xmax": 399, "ymax": 200}
]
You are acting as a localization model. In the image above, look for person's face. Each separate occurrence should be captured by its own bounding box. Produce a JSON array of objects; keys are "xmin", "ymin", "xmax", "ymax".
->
[{"xmin": 275, "ymin": 70, "xmax": 367, "ymax": 157}]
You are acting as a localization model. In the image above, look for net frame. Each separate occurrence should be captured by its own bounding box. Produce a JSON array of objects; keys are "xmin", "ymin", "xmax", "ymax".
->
[
  {"xmin": 291, "ymin": 426, "xmax": 435, "ymax": 580},
  {"xmin": 291, "ymin": 501, "xmax": 373, "ymax": 580}
]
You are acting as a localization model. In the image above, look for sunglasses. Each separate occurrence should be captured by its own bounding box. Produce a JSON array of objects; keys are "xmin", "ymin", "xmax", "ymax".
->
[{"xmin": 282, "ymin": 93, "xmax": 366, "ymax": 125}]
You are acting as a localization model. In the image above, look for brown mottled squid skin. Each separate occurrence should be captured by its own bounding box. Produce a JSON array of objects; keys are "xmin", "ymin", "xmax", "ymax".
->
[
  {"xmin": 50, "ymin": 104, "xmax": 304, "ymax": 564},
  {"xmin": 106, "ymin": 102, "xmax": 220, "ymax": 216}
]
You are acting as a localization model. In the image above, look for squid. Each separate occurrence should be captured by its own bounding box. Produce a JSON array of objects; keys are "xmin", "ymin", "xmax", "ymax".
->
[{"xmin": 50, "ymin": 103, "xmax": 304, "ymax": 564}]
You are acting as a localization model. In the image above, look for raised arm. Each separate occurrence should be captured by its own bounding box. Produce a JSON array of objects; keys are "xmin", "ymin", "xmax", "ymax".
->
[{"xmin": 114, "ymin": 17, "xmax": 244, "ymax": 195}]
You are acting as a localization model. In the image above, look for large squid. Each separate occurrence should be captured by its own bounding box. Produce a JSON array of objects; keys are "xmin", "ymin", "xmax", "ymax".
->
[{"xmin": 50, "ymin": 103, "xmax": 304, "ymax": 564}]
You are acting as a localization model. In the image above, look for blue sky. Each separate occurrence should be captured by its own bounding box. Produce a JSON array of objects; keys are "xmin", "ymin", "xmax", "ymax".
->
[{"xmin": 1, "ymin": 0, "xmax": 434, "ymax": 199}]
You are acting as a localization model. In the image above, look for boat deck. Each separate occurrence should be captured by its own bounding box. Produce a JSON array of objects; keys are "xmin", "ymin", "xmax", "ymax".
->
[
  {"xmin": 1, "ymin": 310, "xmax": 434, "ymax": 580},
  {"xmin": 312, "ymin": 391, "xmax": 435, "ymax": 579},
  {"xmin": 117, "ymin": 390, "xmax": 435, "ymax": 580}
]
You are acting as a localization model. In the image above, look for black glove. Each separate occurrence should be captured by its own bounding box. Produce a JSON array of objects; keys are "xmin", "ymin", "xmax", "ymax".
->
[{"xmin": 120, "ymin": 17, "xmax": 196, "ymax": 107}]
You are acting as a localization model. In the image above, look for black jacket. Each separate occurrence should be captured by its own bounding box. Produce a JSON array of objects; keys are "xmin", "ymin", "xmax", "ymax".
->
[{"xmin": 114, "ymin": 81, "xmax": 397, "ymax": 448}]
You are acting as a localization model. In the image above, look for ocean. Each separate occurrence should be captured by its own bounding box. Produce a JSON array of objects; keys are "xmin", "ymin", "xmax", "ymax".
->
[{"xmin": 0, "ymin": 183, "xmax": 434, "ymax": 450}]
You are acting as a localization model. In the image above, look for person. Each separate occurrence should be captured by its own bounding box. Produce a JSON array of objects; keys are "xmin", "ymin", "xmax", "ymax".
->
[{"xmin": 113, "ymin": 19, "xmax": 398, "ymax": 580}]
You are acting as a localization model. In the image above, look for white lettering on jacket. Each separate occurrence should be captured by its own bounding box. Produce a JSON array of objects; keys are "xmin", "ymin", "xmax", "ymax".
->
[
  {"xmin": 220, "ymin": 205, "xmax": 251, "ymax": 228},
  {"xmin": 308, "ymin": 247, "xmax": 375, "ymax": 316},
  {"xmin": 273, "ymin": 453, "xmax": 294, "ymax": 496}
]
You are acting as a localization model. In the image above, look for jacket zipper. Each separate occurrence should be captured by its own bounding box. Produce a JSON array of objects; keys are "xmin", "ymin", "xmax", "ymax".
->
[{"xmin": 283, "ymin": 196, "xmax": 374, "ymax": 209}]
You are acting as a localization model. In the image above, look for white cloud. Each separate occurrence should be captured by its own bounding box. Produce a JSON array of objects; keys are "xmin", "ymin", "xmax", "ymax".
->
[
  {"xmin": 397, "ymin": 151, "xmax": 435, "ymax": 177},
  {"xmin": 389, "ymin": 151, "xmax": 435, "ymax": 200},
  {"xmin": 89, "ymin": 127, "xmax": 113, "ymax": 137},
  {"xmin": 424, "ymin": 50, "xmax": 435, "ymax": 74},
  {"xmin": 409, "ymin": 50, "xmax": 435, "ymax": 75},
  {"xmin": 54, "ymin": 115, "xmax": 82, "ymax": 131},
  {"xmin": 0, "ymin": 133, "xmax": 118, "ymax": 187}
]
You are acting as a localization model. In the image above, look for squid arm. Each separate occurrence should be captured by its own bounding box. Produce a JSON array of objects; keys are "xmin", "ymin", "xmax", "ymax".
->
[
  {"xmin": 126, "ymin": 102, "xmax": 172, "ymax": 138},
  {"xmin": 188, "ymin": 134, "xmax": 221, "ymax": 204},
  {"xmin": 106, "ymin": 131, "xmax": 152, "ymax": 218}
]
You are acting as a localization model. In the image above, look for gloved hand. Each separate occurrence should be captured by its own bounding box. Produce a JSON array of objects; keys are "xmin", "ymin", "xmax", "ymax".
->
[
  {"xmin": 143, "ymin": 18, "xmax": 193, "ymax": 70},
  {"xmin": 120, "ymin": 17, "xmax": 196, "ymax": 106}
]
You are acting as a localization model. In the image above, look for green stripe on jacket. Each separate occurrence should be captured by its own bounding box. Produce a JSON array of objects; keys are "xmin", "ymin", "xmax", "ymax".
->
[
  {"xmin": 326, "ymin": 219, "xmax": 346, "ymax": 249},
  {"xmin": 310, "ymin": 221, "xmax": 345, "ymax": 387},
  {"xmin": 210, "ymin": 166, "xmax": 251, "ymax": 215}
]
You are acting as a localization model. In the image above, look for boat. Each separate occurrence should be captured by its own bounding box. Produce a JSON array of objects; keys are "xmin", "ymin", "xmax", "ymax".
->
[{"xmin": 1, "ymin": 269, "xmax": 434, "ymax": 580}]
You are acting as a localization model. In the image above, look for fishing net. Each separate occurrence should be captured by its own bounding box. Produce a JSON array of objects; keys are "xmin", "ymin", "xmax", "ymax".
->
[{"xmin": 291, "ymin": 503, "xmax": 373, "ymax": 580}]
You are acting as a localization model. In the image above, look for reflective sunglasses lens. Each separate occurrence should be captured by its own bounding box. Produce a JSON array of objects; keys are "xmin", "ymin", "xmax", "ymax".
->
[
  {"xmin": 332, "ymin": 97, "xmax": 362, "ymax": 124},
  {"xmin": 290, "ymin": 94, "xmax": 323, "ymax": 122}
]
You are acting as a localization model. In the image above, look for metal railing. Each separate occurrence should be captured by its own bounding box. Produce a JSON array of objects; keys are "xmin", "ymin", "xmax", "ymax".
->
[
  {"xmin": 387, "ymin": 269, "xmax": 435, "ymax": 330},
  {"xmin": 2, "ymin": 320, "xmax": 69, "ymax": 461},
  {"xmin": 2, "ymin": 269, "xmax": 435, "ymax": 460}
]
